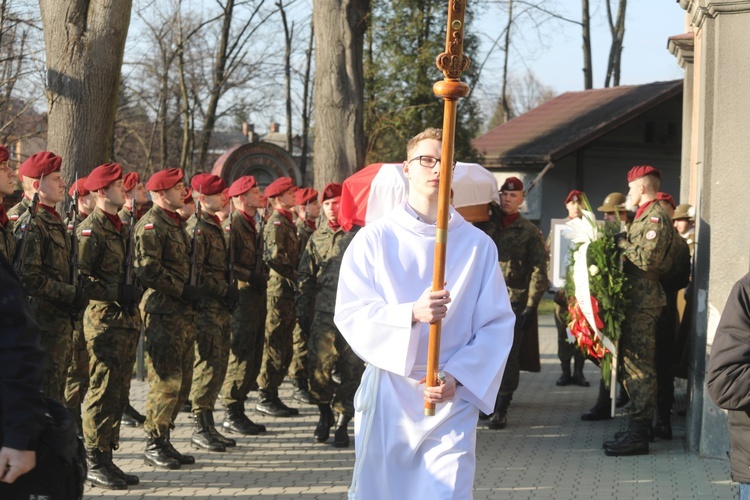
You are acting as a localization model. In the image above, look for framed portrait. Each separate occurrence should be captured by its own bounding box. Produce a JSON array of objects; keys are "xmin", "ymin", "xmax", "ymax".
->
[{"xmin": 548, "ymin": 218, "xmax": 575, "ymax": 290}]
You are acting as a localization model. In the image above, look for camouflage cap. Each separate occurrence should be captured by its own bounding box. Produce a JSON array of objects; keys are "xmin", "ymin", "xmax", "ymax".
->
[
  {"xmin": 597, "ymin": 192, "xmax": 626, "ymax": 213},
  {"xmin": 673, "ymin": 203, "xmax": 695, "ymax": 221}
]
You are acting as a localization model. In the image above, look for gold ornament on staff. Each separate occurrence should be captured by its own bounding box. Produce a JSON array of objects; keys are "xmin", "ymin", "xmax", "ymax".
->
[{"xmin": 425, "ymin": 0, "xmax": 471, "ymax": 416}]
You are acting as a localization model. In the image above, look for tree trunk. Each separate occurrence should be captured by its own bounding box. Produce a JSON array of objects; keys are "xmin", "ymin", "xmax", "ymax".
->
[
  {"xmin": 278, "ymin": 1, "xmax": 293, "ymax": 153},
  {"xmin": 501, "ymin": 0, "xmax": 513, "ymax": 123},
  {"xmin": 312, "ymin": 0, "xmax": 369, "ymax": 188},
  {"xmin": 581, "ymin": 0, "xmax": 593, "ymax": 89},
  {"xmin": 39, "ymin": 0, "xmax": 133, "ymax": 183},
  {"xmin": 177, "ymin": 7, "xmax": 192, "ymax": 174},
  {"xmin": 300, "ymin": 20, "xmax": 314, "ymax": 178},
  {"xmin": 604, "ymin": 0, "xmax": 627, "ymax": 88}
]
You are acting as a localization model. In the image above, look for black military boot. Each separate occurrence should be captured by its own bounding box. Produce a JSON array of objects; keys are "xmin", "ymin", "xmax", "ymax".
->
[
  {"xmin": 164, "ymin": 429, "xmax": 195, "ymax": 465},
  {"xmin": 572, "ymin": 358, "xmax": 590, "ymax": 387},
  {"xmin": 223, "ymin": 402, "xmax": 266, "ymax": 435},
  {"xmin": 86, "ymin": 448, "xmax": 127, "ymax": 490},
  {"xmin": 181, "ymin": 399, "xmax": 193, "ymax": 413},
  {"xmin": 191, "ymin": 412, "xmax": 226, "ymax": 452},
  {"xmin": 603, "ymin": 420, "xmax": 651, "ymax": 456},
  {"xmin": 256, "ymin": 389, "xmax": 291, "ymax": 417},
  {"xmin": 277, "ymin": 398, "xmax": 300, "ymax": 416},
  {"xmin": 615, "ymin": 383, "xmax": 630, "ymax": 408},
  {"xmin": 488, "ymin": 395, "xmax": 511, "ymax": 430},
  {"xmin": 292, "ymin": 378, "xmax": 313, "ymax": 403},
  {"xmin": 314, "ymin": 403, "xmax": 335, "ymax": 443},
  {"xmin": 333, "ymin": 414, "xmax": 352, "ymax": 448},
  {"xmin": 205, "ymin": 410, "xmax": 236, "ymax": 447},
  {"xmin": 581, "ymin": 380, "xmax": 613, "ymax": 421},
  {"xmin": 654, "ymin": 407, "xmax": 673, "ymax": 440},
  {"xmin": 121, "ymin": 403, "xmax": 146, "ymax": 427},
  {"xmin": 144, "ymin": 436, "xmax": 181, "ymax": 469},
  {"xmin": 105, "ymin": 449, "xmax": 139, "ymax": 486},
  {"xmin": 556, "ymin": 364, "xmax": 572, "ymax": 386}
]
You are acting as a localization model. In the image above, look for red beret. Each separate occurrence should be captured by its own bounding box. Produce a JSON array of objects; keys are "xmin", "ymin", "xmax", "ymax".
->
[
  {"xmin": 183, "ymin": 187, "xmax": 195, "ymax": 204},
  {"xmin": 265, "ymin": 176, "xmax": 294, "ymax": 198},
  {"xmin": 19, "ymin": 151, "xmax": 62, "ymax": 179},
  {"xmin": 190, "ymin": 173, "xmax": 226, "ymax": 196},
  {"xmin": 565, "ymin": 190, "xmax": 583, "ymax": 204},
  {"xmin": 656, "ymin": 192, "xmax": 676, "ymax": 209},
  {"xmin": 500, "ymin": 176, "xmax": 523, "ymax": 192},
  {"xmin": 68, "ymin": 176, "xmax": 90, "ymax": 197},
  {"xmin": 295, "ymin": 187, "xmax": 318, "ymax": 205},
  {"xmin": 86, "ymin": 163, "xmax": 123, "ymax": 191},
  {"xmin": 321, "ymin": 183, "xmax": 342, "ymax": 202},
  {"xmin": 627, "ymin": 165, "xmax": 661, "ymax": 183},
  {"xmin": 227, "ymin": 175, "xmax": 258, "ymax": 197},
  {"xmin": 123, "ymin": 172, "xmax": 140, "ymax": 192},
  {"xmin": 0, "ymin": 145, "xmax": 9, "ymax": 164},
  {"xmin": 146, "ymin": 168, "xmax": 184, "ymax": 191}
]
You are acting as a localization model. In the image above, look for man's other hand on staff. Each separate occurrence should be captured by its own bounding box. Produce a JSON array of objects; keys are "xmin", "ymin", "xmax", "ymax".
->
[
  {"xmin": 412, "ymin": 286, "xmax": 451, "ymax": 324},
  {"xmin": 420, "ymin": 372, "xmax": 458, "ymax": 404}
]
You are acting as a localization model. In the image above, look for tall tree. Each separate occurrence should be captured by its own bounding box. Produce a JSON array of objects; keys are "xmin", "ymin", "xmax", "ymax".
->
[
  {"xmin": 604, "ymin": 0, "xmax": 627, "ymax": 87},
  {"xmin": 39, "ymin": 0, "xmax": 133, "ymax": 181},
  {"xmin": 277, "ymin": 0, "xmax": 293, "ymax": 153},
  {"xmin": 581, "ymin": 0, "xmax": 593, "ymax": 89},
  {"xmin": 299, "ymin": 20, "xmax": 314, "ymax": 178},
  {"xmin": 312, "ymin": 0, "xmax": 369, "ymax": 187}
]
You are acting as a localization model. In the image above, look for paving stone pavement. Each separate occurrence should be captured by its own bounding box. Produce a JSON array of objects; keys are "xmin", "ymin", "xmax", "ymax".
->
[{"xmin": 84, "ymin": 314, "xmax": 737, "ymax": 499}]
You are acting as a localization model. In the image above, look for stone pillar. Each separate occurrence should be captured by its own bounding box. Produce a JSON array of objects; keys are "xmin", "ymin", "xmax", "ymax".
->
[
  {"xmin": 678, "ymin": 0, "xmax": 750, "ymax": 459},
  {"xmin": 668, "ymin": 33, "xmax": 694, "ymax": 202}
]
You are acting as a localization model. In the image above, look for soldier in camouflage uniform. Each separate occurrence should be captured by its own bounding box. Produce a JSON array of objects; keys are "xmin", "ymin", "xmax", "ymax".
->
[
  {"xmin": 14, "ymin": 152, "xmax": 88, "ymax": 403},
  {"xmin": 256, "ymin": 176, "xmax": 300, "ymax": 417},
  {"xmin": 0, "ymin": 146, "xmax": 18, "ymax": 262},
  {"xmin": 64, "ymin": 176, "xmax": 95, "ymax": 436},
  {"xmin": 299, "ymin": 183, "xmax": 363, "ymax": 448},
  {"xmin": 486, "ymin": 176, "xmax": 548, "ymax": 430},
  {"xmin": 185, "ymin": 173, "xmax": 238, "ymax": 452},
  {"xmin": 219, "ymin": 176, "xmax": 268, "ymax": 435},
  {"xmin": 7, "ymin": 181, "xmax": 31, "ymax": 228},
  {"xmin": 135, "ymin": 168, "xmax": 198, "ymax": 470},
  {"xmin": 603, "ymin": 166, "xmax": 674, "ymax": 457},
  {"xmin": 77, "ymin": 164, "xmax": 142, "ymax": 489},
  {"xmin": 289, "ymin": 187, "xmax": 319, "ymax": 404}
]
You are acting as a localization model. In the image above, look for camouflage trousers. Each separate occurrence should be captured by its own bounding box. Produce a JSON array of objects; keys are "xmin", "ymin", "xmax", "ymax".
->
[
  {"xmin": 64, "ymin": 320, "xmax": 90, "ymax": 412},
  {"xmin": 498, "ymin": 304, "xmax": 526, "ymax": 397},
  {"xmin": 143, "ymin": 311, "xmax": 197, "ymax": 438},
  {"xmin": 220, "ymin": 287, "xmax": 266, "ymax": 406},
  {"xmin": 288, "ymin": 322, "xmax": 309, "ymax": 383},
  {"xmin": 554, "ymin": 302, "xmax": 584, "ymax": 367},
  {"xmin": 190, "ymin": 308, "xmax": 231, "ymax": 413},
  {"xmin": 82, "ymin": 322, "xmax": 139, "ymax": 451},
  {"xmin": 257, "ymin": 292, "xmax": 295, "ymax": 394},
  {"xmin": 39, "ymin": 322, "xmax": 74, "ymax": 403},
  {"xmin": 620, "ymin": 305, "xmax": 662, "ymax": 422},
  {"xmin": 308, "ymin": 312, "xmax": 364, "ymax": 417}
]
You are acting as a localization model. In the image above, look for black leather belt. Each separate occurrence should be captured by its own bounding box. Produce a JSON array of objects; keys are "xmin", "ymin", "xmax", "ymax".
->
[{"xmin": 624, "ymin": 260, "xmax": 660, "ymax": 281}]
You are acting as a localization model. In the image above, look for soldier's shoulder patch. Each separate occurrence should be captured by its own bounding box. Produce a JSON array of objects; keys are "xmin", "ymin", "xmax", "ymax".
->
[
  {"xmin": 9, "ymin": 214, "xmax": 18, "ymax": 221},
  {"xmin": 646, "ymin": 230, "xmax": 657, "ymax": 240},
  {"xmin": 67, "ymin": 223, "xmax": 74, "ymax": 230},
  {"xmin": 650, "ymin": 216, "xmax": 659, "ymax": 223},
  {"xmin": 144, "ymin": 223, "xmax": 155, "ymax": 230},
  {"xmin": 197, "ymin": 229, "xmax": 202, "ymax": 235},
  {"xmin": 273, "ymin": 221, "xmax": 281, "ymax": 226},
  {"xmin": 81, "ymin": 229, "xmax": 92, "ymax": 237},
  {"xmin": 224, "ymin": 226, "xmax": 231, "ymax": 232},
  {"xmin": 122, "ymin": 220, "xmax": 130, "ymax": 227},
  {"xmin": 19, "ymin": 224, "xmax": 26, "ymax": 232}
]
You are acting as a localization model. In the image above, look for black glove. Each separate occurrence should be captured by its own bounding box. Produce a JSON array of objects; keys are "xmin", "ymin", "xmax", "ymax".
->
[
  {"xmin": 118, "ymin": 284, "xmax": 140, "ymax": 305},
  {"xmin": 613, "ymin": 231, "xmax": 628, "ymax": 247},
  {"xmin": 181, "ymin": 284, "xmax": 201, "ymax": 304},
  {"xmin": 249, "ymin": 273, "xmax": 267, "ymax": 290},
  {"xmin": 518, "ymin": 306, "xmax": 536, "ymax": 331},
  {"xmin": 70, "ymin": 286, "xmax": 89, "ymax": 312},
  {"xmin": 224, "ymin": 283, "xmax": 239, "ymax": 310}
]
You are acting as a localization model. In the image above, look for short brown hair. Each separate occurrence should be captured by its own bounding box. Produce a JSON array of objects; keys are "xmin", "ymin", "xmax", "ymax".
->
[{"xmin": 406, "ymin": 128, "xmax": 442, "ymax": 159}]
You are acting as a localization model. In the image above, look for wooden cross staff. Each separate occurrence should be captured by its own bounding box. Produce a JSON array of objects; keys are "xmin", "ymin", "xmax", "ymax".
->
[{"xmin": 425, "ymin": 0, "xmax": 471, "ymax": 416}]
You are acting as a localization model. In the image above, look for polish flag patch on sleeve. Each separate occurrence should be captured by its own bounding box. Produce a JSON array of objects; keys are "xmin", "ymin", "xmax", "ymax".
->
[
  {"xmin": 67, "ymin": 223, "xmax": 74, "ymax": 230},
  {"xmin": 81, "ymin": 229, "xmax": 92, "ymax": 237},
  {"xmin": 650, "ymin": 216, "xmax": 660, "ymax": 223},
  {"xmin": 144, "ymin": 223, "xmax": 155, "ymax": 230},
  {"xmin": 273, "ymin": 221, "xmax": 281, "ymax": 226},
  {"xmin": 224, "ymin": 226, "xmax": 231, "ymax": 232}
]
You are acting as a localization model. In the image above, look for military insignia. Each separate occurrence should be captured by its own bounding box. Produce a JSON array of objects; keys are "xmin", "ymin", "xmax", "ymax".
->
[
  {"xmin": 224, "ymin": 226, "xmax": 231, "ymax": 232},
  {"xmin": 9, "ymin": 214, "xmax": 18, "ymax": 221},
  {"xmin": 67, "ymin": 223, "xmax": 73, "ymax": 230},
  {"xmin": 646, "ymin": 230, "xmax": 656, "ymax": 240},
  {"xmin": 273, "ymin": 221, "xmax": 281, "ymax": 226},
  {"xmin": 122, "ymin": 220, "xmax": 129, "ymax": 226},
  {"xmin": 81, "ymin": 229, "xmax": 92, "ymax": 237},
  {"xmin": 20, "ymin": 224, "xmax": 26, "ymax": 232},
  {"xmin": 197, "ymin": 229, "xmax": 202, "ymax": 235},
  {"xmin": 144, "ymin": 223, "xmax": 155, "ymax": 230},
  {"xmin": 508, "ymin": 182, "xmax": 515, "ymax": 190},
  {"xmin": 650, "ymin": 216, "xmax": 659, "ymax": 223}
]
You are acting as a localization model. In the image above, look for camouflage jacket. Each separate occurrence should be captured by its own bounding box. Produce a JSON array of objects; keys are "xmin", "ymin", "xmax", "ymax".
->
[
  {"xmin": 118, "ymin": 206, "xmax": 139, "ymax": 230},
  {"xmin": 134, "ymin": 205, "xmax": 193, "ymax": 314},
  {"xmin": 660, "ymin": 227, "xmax": 691, "ymax": 293},
  {"xmin": 7, "ymin": 196, "xmax": 30, "ymax": 229},
  {"xmin": 296, "ymin": 217, "xmax": 316, "ymax": 260},
  {"xmin": 78, "ymin": 208, "xmax": 139, "ymax": 328},
  {"xmin": 0, "ymin": 216, "xmax": 16, "ymax": 263},
  {"xmin": 223, "ymin": 210, "xmax": 266, "ymax": 290},
  {"xmin": 264, "ymin": 209, "xmax": 298, "ymax": 296},
  {"xmin": 493, "ymin": 212, "xmax": 548, "ymax": 308},
  {"xmin": 297, "ymin": 224, "xmax": 357, "ymax": 317},
  {"xmin": 619, "ymin": 200, "xmax": 674, "ymax": 309},
  {"xmin": 14, "ymin": 205, "xmax": 77, "ymax": 328},
  {"xmin": 186, "ymin": 210, "xmax": 229, "ymax": 310}
]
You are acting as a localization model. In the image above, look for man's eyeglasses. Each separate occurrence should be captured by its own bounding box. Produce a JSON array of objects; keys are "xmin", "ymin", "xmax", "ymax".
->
[{"xmin": 408, "ymin": 155, "xmax": 456, "ymax": 169}]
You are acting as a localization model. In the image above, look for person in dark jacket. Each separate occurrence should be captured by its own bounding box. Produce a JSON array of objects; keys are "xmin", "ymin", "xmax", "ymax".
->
[
  {"xmin": 707, "ymin": 273, "xmax": 750, "ymax": 499},
  {"xmin": 0, "ymin": 252, "xmax": 46, "ymax": 486}
]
